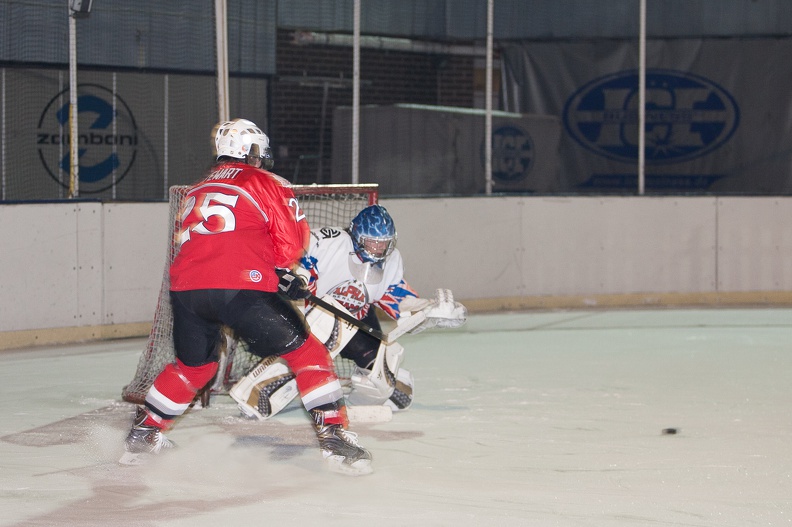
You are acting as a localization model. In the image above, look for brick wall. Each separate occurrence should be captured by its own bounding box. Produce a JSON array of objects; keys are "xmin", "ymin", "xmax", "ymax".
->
[{"xmin": 271, "ymin": 29, "xmax": 476, "ymax": 184}]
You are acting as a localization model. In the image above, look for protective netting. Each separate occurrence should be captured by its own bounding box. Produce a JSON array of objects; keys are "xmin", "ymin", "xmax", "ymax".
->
[
  {"xmin": 121, "ymin": 183, "xmax": 378, "ymax": 405},
  {"xmin": 2, "ymin": 1, "xmax": 483, "ymax": 202},
  {"xmin": 1, "ymin": 1, "xmax": 273, "ymax": 201}
]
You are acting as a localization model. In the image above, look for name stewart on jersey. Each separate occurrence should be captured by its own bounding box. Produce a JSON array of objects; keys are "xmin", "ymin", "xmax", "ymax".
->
[{"xmin": 206, "ymin": 167, "xmax": 243, "ymax": 181}]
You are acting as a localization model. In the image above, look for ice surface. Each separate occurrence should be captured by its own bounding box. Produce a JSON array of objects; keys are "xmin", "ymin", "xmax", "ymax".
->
[{"xmin": 1, "ymin": 308, "xmax": 791, "ymax": 526}]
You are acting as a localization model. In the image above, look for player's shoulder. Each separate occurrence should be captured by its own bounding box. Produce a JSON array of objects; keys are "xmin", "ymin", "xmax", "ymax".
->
[
  {"xmin": 245, "ymin": 168, "xmax": 292, "ymax": 191},
  {"xmin": 313, "ymin": 226, "xmax": 349, "ymax": 241},
  {"xmin": 226, "ymin": 169, "xmax": 297, "ymax": 207},
  {"xmin": 266, "ymin": 171, "xmax": 292, "ymax": 188}
]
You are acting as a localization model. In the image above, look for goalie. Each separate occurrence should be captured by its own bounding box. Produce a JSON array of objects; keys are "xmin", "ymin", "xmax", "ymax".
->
[{"xmin": 229, "ymin": 204, "xmax": 467, "ymax": 420}]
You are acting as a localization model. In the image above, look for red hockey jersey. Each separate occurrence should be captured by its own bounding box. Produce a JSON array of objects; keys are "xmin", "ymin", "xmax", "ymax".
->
[{"xmin": 169, "ymin": 162, "xmax": 310, "ymax": 292}]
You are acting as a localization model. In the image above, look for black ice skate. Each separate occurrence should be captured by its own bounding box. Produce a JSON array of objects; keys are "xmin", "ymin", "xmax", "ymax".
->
[
  {"xmin": 118, "ymin": 407, "xmax": 175, "ymax": 466},
  {"xmin": 312, "ymin": 410, "xmax": 373, "ymax": 476}
]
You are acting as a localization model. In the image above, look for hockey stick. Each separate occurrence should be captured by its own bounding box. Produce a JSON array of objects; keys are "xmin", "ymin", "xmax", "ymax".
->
[
  {"xmin": 306, "ymin": 293, "xmax": 387, "ymax": 340},
  {"xmin": 305, "ymin": 293, "xmax": 427, "ymax": 344}
]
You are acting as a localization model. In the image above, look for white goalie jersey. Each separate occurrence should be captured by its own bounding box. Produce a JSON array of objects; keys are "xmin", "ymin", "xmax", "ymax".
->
[{"xmin": 298, "ymin": 227, "xmax": 417, "ymax": 320}]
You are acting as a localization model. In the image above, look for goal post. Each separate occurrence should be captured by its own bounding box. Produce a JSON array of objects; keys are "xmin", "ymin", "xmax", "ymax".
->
[{"xmin": 121, "ymin": 183, "xmax": 379, "ymax": 405}]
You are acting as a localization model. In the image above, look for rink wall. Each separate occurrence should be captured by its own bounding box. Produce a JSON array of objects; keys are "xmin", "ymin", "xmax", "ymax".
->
[{"xmin": 2, "ymin": 196, "xmax": 792, "ymax": 350}]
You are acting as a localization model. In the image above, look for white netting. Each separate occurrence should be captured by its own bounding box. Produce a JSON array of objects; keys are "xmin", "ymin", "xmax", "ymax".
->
[{"xmin": 121, "ymin": 183, "xmax": 378, "ymax": 404}]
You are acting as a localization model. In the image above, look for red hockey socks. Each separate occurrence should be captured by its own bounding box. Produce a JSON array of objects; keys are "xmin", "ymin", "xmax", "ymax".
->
[
  {"xmin": 281, "ymin": 335, "xmax": 348, "ymax": 427},
  {"xmin": 143, "ymin": 359, "xmax": 218, "ymax": 429}
]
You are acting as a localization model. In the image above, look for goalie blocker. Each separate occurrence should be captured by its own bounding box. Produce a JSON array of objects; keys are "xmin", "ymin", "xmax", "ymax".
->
[{"xmin": 229, "ymin": 289, "xmax": 466, "ymax": 421}]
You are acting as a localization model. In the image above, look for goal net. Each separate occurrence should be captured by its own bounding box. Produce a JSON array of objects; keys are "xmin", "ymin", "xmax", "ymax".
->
[{"xmin": 121, "ymin": 183, "xmax": 379, "ymax": 405}]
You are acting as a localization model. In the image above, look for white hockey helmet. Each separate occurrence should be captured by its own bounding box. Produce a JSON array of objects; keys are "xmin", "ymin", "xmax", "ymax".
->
[{"xmin": 214, "ymin": 118, "xmax": 274, "ymax": 169}]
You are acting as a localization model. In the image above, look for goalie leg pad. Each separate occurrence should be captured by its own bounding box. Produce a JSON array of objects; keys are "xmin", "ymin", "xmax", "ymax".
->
[
  {"xmin": 346, "ymin": 342, "xmax": 405, "ymax": 407},
  {"xmin": 228, "ymin": 355, "xmax": 298, "ymax": 420},
  {"xmin": 384, "ymin": 342, "xmax": 405, "ymax": 375},
  {"xmin": 385, "ymin": 367, "xmax": 414, "ymax": 412},
  {"xmin": 305, "ymin": 295, "xmax": 360, "ymax": 358},
  {"xmin": 347, "ymin": 367, "xmax": 393, "ymax": 406}
]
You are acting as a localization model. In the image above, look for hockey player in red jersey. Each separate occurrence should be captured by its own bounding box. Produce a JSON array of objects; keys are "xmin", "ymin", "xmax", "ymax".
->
[{"xmin": 121, "ymin": 118, "xmax": 372, "ymax": 475}]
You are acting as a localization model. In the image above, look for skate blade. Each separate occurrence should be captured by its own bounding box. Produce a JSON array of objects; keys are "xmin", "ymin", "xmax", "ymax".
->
[
  {"xmin": 324, "ymin": 455, "xmax": 374, "ymax": 476},
  {"xmin": 118, "ymin": 451, "xmax": 150, "ymax": 466}
]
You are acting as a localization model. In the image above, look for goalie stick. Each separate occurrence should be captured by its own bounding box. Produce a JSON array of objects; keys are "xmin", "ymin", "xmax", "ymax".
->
[{"xmin": 305, "ymin": 293, "xmax": 427, "ymax": 344}]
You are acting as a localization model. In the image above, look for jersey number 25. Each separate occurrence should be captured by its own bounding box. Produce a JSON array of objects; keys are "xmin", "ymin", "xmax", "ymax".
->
[{"xmin": 178, "ymin": 192, "xmax": 239, "ymax": 246}]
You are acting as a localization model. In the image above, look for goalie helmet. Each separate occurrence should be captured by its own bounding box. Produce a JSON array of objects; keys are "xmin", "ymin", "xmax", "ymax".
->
[
  {"xmin": 349, "ymin": 205, "xmax": 397, "ymax": 264},
  {"xmin": 214, "ymin": 118, "xmax": 274, "ymax": 170}
]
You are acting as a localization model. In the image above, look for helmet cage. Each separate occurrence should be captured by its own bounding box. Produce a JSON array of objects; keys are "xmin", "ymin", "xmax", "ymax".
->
[
  {"xmin": 248, "ymin": 142, "xmax": 275, "ymax": 170},
  {"xmin": 355, "ymin": 234, "xmax": 395, "ymax": 263}
]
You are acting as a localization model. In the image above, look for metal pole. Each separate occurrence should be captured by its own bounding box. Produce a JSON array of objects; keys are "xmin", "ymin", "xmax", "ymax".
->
[
  {"xmin": 318, "ymin": 81, "xmax": 329, "ymax": 181},
  {"xmin": 59, "ymin": 72, "xmax": 65, "ymax": 198},
  {"xmin": 68, "ymin": 11, "xmax": 79, "ymax": 198},
  {"xmin": 164, "ymin": 74, "xmax": 169, "ymax": 198},
  {"xmin": 112, "ymin": 73, "xmax": 118, "ymax": 199},
  {"xmin": 1, "ymin": 68, "xmax": 5, "ymax": 200},
  {"xmin": 485, "ymin": 0, "xmax": 494, "ymax": 195},
  {"xmin": 352, "ymin": 0, "xmax": 360, "ymax": 184},
  {"xmin": 638, "ymin": 0, "xmax": 646, "ymax": 195},
  {"xmin": 215, "ymin": 0, "xmax": 229, "ymax": 123}
]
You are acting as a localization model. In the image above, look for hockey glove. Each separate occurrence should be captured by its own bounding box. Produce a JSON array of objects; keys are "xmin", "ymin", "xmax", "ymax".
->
[
  {"xmin": 276, "ymin": 269, "xmax": 310, "ymax": 300},
  {"xmin": 398, "ymin": 289, "xmax": 467, "ymax": 334}
]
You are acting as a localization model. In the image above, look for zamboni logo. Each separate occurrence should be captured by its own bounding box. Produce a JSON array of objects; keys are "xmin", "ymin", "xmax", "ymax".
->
[
  {"xmin": 490, "ymin": 125, "xmax": 533, "ymax": 183},
  {"xmin": 37, "ymin": 84, "xmax": 138, "ymax": 193},
  {"xmin": 563, "ymin": 69, "xmax": 739, "ymax": 164}
]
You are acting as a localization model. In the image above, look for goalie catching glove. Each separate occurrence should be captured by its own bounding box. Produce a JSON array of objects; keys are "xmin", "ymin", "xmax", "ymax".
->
[{"xmin": 398, "ymin": 288, "xmax": 467, "ymax": 335}]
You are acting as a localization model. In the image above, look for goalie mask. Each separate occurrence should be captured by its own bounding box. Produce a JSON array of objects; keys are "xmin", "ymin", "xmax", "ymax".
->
[
  {"xmin": 214, "ymin": 118, "xmax": 274, "ymax": 170},
  {"xmin": 349, "ymin": 205, "xmax": 397, "ymax": 265}
]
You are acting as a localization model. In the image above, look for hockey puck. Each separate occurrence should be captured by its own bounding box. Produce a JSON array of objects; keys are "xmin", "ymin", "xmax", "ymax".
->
[{"xmin": 661, "ymin": 428, "xmax": 678, "ymax": 435}]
